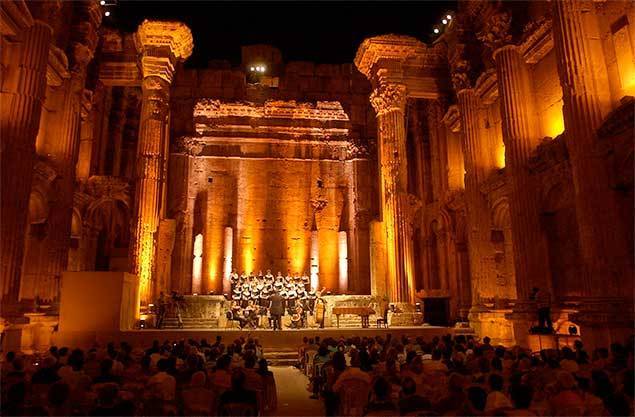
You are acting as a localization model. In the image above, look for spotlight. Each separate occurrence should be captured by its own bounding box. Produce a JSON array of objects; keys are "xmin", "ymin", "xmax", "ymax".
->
[
  {"xmin": 442, "ymin": 19, "xmax": 448, "ymax": 24},
  {"xmin": 433, "ymin": 28, "xmax": 440, "ymax": 34},
  {"xmin": 104, "ymin": 10, "xmax": 110, "ymax": 16},
  {"xmin": 447, "ymin": 14, "xmax": 452, "ymax": 20},
  {"xmin": 100, "ymin": 0, "xmax": 105, "ymax": 4},
  {"xmin": 250, "ymin": 67, "xmax": 255, "ymax": 71}
]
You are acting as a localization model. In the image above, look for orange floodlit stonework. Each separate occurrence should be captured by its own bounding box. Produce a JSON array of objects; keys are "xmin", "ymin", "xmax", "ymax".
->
[{"xmin": 0, "ymin": 0, "xmax": 632, "ymax": 352}]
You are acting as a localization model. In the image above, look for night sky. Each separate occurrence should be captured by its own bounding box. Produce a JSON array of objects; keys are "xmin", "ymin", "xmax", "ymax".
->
[{"xmin": 109, "ymin": 1, "xmax": 456, "ymax": 67}]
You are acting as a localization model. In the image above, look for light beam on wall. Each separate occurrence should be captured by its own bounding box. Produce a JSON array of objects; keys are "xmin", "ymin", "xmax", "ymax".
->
[
  {"xmin": 192, "ymin": 233, "xmax": 203, "ymax": 294},
  {"xmin": 310, "ymin": 230, "xmax": 319, "ymax": 290},
  {"xmin": 222, "ymin": 227, "xmax": 233, "ymax": 294},
  {"xmin": 338, "ymin": 231, "xmax": 348, "ymax": 293}
]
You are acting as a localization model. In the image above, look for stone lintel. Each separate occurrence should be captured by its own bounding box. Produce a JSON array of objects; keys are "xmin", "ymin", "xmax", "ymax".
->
[
  {"xmin": 474, "ymin": 69, "xmax": 498, "ymax": 104},
  {"xmin": 520, "ymin": 17, "xmax": 553, "ymax": 64},
  {"xmin": 99, "ymin": 61, "xmax": 141, "ymax": 86},
  {"xmin": 354, "ymin": 34, "xmax": 447, "ymax": 98},
  {"xmin": 194, "ymin": 99, "xmax": 350, "ymax": 122}
]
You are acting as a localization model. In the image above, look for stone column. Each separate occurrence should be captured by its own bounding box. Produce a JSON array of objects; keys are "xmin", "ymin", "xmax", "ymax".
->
[
  {"xmin": 456, "ymin": 88, "xmax": 495, "ymax": 305},
  {"xmin": 110, "ymin": 92, "xmax": 127, "ymax": 176},
  {"xmin": 370, "ymin": 83, "xmax": 418, "ymax": 304},
  {"xmin": 34, "ymin": 1, "xmax": 102, "ymax": 303},
  {"xmin": 551, "ymin": 0, "xmax": 633, "ymax": 346},
  {"xmin": 130, "ymin": 20, "xmax": 192, "ymax": 305},
  {"xmin": 76, "ymin": 89, "xmax": 96, "ymax": 181},
  {"xmin": 0, "ymin": 21, "xmax": 52, "ymax": 307},
  {"xmin": 494, "ymin": 45, "xmax": 553, "ymax": 345}
]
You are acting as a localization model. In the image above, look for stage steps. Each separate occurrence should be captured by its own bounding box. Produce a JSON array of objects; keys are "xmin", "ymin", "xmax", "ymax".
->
[
  {"xmin": 263, "ymin": 347, "xmax": 298, "ymax": 367},
  {"xmin": 162, "ymin": 317, "xmax": 219, "ymax": 329}
]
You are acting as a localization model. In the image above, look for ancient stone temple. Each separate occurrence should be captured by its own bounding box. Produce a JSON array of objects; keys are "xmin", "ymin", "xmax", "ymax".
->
[{"xmin": 1, "ymin": 0, "xmax": 633, "ymax": 352}]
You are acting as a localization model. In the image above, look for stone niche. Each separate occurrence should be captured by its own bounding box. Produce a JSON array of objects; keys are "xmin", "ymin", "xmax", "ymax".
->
[{"xmin": 170, "ymin": 99, "xmax": 374, "ymax": 294}]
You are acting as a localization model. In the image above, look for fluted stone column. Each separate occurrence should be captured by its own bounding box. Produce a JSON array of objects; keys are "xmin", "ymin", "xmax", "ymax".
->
[
  {"xmin": 130, "ymin": 20, "xmax": 192, "ymax": 305},
  {"xmin": 32, "ymin": 1, "xmax": 102, "ymax": 302},
  {"xmin": 494, "ymin": 45, "xmax": 553, "ymax": 345},
  {"xmin": 552, "ymin": 0, "xmax": 633, "ymax": 347},
  {"xmin": 0, "ymin": 21, "xmax": 52, "ymax": 307},
  {"xmin": 494, "ymin": 46, "xmax": 552, "ymax": 298},
  {"xmin": 456, "ymin": 89, "xmax": 495, "ymax": 305},
  {"xmin": 370, "ymin": 83, "xmax": 418, "ymax": 304}
]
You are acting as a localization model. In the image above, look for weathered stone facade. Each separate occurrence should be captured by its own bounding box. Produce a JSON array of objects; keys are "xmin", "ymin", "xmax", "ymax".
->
[{"xmin": 1, "ymin": 0, "xmax": 633, "ymax": 351}]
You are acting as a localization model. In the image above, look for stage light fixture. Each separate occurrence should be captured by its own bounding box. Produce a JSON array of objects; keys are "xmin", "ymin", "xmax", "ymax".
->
[
  {"xmin": 442, "ymin": 19, "xmax": 448, "ymax": 24},
  {"xmin": 100, "ymin": 0, "xmax": 106, "ymax": 5},
  {"xmin": 433, "ymin": 27, "xmax": 440, "ymax": 34},
  {"xmin": 104, "ymin": 11, "xmax": 110, "ymax": 17},
  {"xmin": 447, "ymin": 14, "xmax": 452, "ymax": 20}
]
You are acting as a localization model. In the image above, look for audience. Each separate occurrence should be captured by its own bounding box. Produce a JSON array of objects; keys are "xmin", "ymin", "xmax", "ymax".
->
[
  {"xmin": 0, "ymin": 336, "xmax": 274, "ymax": 416},
  {"xmin": 300, "ymin": 333, "xmax": 634, "ymax": 417},
  {"xmin": 1, "ymin": 332, "xmax": 633, "ymax": 416}
]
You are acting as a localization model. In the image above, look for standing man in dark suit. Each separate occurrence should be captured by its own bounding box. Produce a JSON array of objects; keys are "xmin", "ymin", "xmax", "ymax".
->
[{"xmin": 269, "ymin": 291, "xmax": 284, "ymax": 331}]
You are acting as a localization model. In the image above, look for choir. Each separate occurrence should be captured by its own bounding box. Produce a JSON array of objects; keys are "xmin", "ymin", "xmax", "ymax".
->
[{"xmin": 226, "ymin": 270, "xmax": 326, "ymax": 329}]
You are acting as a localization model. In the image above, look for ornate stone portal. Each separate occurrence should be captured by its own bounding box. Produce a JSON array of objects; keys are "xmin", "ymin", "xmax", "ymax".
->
[{"xmin": 170, "ymin": 99, "xmax": 372, "ymax": 295}]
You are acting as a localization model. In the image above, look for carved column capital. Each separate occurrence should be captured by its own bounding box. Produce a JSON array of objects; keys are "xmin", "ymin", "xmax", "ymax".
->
[
  {"xmin": 450, "ymin": 59, "xmax": 472, "ymax": 93},
  {"xmin": 135, "ymin": 20, "xmax": 193, "ymax": 83},
  {"xmin": 478, "ymin": 10, "xmax": 513, "ymax": 54},
  {"xmin": 141, "ymin": 76, "xmax": 170, "ymax": 121},
  {"xmin": 370, "ymin": 83, "xmax": 407, "ymax": 115}
]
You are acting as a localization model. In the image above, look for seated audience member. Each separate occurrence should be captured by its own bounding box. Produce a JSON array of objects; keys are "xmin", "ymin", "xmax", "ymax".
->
[
  {"xmin": 466, "ymin": 385, "xmax": 488, "ymax": 416},
  {"xmin": 91, "ymin": 383, "xmax": 122, "ymax": 416},
  {"xmin": 548, "ymin": 371, "xmax": 584, "ymax": 415},
  {"xmin": 218, "ymin": 369, "xmax": 258, "ymax": 415},
  {"xmin": 364, "ymin": 377, "xmax": 398, "ymax": 415},
  {"xmin": 2, "ymin": 382, "xmax": 48, "ymax": 416},
  {"xmin": 92, "ymin": 358, "xmax": 122, "ymax": 385},
  {"xmin": 31, "ymin": 356, "xmax": 61, "ymax": 385},
  {"xmin": 333, "ymin": 351, "xmax": 372, "ymax": 392},
  {"xmin": 46, "ymin": 382, "xmax": 71, "ymax": 416},
  {"xmin": 485, "ymin": 373, "xmax": 512, "ymax": 411},
  {"xmin": 398, "ymin": 376, "xmax": 431, "ymax": 415},
  {"xmin": 209, "ymin": 354, "xmax": 233, "ymax": 390},
  {"xmin": 508, "ymin": 384, "xmax": 536, "ymax": 416},
  {"xmin": 146, "ymin": 358, "xmax": 176, "ymax": 401},
  {"xmin": 181, "ymin": 370, "xmax": 215, "ymax": 415}
]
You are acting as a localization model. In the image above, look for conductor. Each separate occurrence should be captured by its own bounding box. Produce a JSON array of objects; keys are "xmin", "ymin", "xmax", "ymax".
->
[{"xmin": 269, "ymin": 291, "xmax": 284, "ymax": 331}]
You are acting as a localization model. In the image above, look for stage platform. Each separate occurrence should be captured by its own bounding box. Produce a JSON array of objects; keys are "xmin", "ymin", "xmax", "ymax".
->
[{"xmin": 53, "ymin": 325, "xmax": 467, "ymax": 350}]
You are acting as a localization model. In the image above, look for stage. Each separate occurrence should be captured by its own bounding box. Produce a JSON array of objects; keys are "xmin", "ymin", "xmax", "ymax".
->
[{"xmin": 52, "ymin": 325, "xmax": 469, "ymax": 350}]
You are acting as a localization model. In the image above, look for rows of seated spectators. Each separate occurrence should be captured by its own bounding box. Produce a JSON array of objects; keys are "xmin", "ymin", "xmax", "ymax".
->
[
  {"xmin": 297, "ymin": 334, "xmax": 634, "ymax": 416},
  {"xmin": 1, "ymin": 336, "xmax": 276, "ymax": 416}
]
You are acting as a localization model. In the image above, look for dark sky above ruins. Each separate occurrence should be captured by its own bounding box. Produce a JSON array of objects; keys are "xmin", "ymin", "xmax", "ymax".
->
[{"xmin": 111, "ymin": 1, "xmax": 455, "ymax": 67}]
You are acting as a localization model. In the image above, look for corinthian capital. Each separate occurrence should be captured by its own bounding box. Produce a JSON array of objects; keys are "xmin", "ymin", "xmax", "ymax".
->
[
  {"xmin": 370, "ymin": 83, "xmax": 407, "ymax": 115},
  {"xmin": 135, "ymin": 20, "xmax": 193, "ymax": 83},
  {"xmin": 477, "ymin": 10, "xmax": 513, "ymax": 54}
]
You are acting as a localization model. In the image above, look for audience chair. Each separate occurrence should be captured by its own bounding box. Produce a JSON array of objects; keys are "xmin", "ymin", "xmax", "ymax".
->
[{"xmin": 336, "ymin": 379, "xmax": 371, "ymax": 417}]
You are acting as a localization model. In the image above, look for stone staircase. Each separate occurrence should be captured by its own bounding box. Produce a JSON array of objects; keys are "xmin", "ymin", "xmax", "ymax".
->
[
  {"xmin": 331, "ymin": 314, "xmax": 381, "ymax": 328},
  {"xmin": 263, "ymin": 347, "xmax": 298, "ymax": 367},
  {"xmin": 162, "ymin": 316, "xmax": 219, "ymax": 329}
]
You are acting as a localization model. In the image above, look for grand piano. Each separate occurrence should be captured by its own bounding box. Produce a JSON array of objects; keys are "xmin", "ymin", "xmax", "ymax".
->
[{"xmin": 331, "ymin": 306, "xmax": 375, "ymax": 328}]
